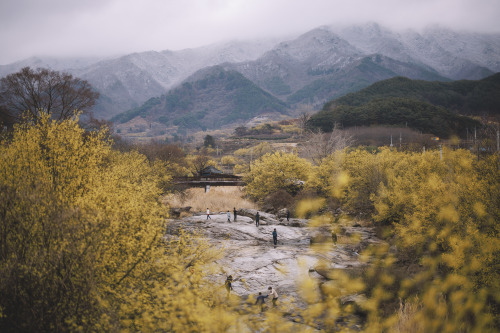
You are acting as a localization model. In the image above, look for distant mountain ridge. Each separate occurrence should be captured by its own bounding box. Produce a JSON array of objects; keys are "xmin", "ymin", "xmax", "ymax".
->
[
  {"xmin": 329, "ymin": 23, "xmax": 500, "ymax": 80},
  {"xmin": 226, "ymin": 27, "xmax": 450, "ymax": 107},
  {"xmin": 112, "ymin": 66, "xmax": 288, "ymax": 131},
  {"xmin": 1, "ymin": 23, "xmax": 499, "ymax": 129},
  {"xmin": 0, "ymin": 39, "xmax": 281, "ymax": 119}
]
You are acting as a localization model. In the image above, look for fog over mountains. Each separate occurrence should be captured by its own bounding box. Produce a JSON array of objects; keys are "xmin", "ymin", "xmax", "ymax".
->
[{"xmin": 1, "ymin": 22, "xmax": 499, "ymax": 129}]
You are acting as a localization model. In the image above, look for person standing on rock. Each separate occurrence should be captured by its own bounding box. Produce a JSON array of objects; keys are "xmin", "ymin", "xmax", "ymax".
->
[
  {"xmin": 233, "ymin": 207, "xmax": 237, "ymax": 222},
  {"xmin": 272, "ymin": 228, "xmax": 278, "ymax": 245},
  {"xmin": 227, "ymin": 210, "xmax": 231, "ymax": 222},
  {"xmin": 332, "ymin": 232, "xmax": 338, "ymax": 244},
  {"xmin": 206, "ymin": 208, "xmax": 211, "ymax": 220},
  {"xmin": 268, "ymin": 286, "xmax": 278, "ymax": 307},
  {"xmin": 225, "ymin": 275, "xmax": 233, "ymax": 296},
  {"xmin": 255, "ymin": 211, "xmax": 260, "ymax": 227},
  {"xmin": 286, "ymin": 210, "xmax": 290, "ymax": 221}
]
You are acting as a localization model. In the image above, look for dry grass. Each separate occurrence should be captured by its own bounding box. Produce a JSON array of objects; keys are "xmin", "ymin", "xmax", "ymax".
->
[
  {"xmin": 162, "ymin": 186, "xmax": 257, "ymax": 214},
  {"xmin": 393, "ymin": 297, "xmax": 423, "ymax": 333}
]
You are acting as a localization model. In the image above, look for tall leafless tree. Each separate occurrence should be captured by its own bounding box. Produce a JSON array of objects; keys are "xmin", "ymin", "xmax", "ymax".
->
[
  {"xmin": 301, "ymin": 126, "xmax": 355, "ymax": 165},
  {"xmin": 0, "ymin": 67, "xmax": 99, "ymax": 123},
  {"xmin": 298, "ymin": 111, "xmax": 311, "ymax": 137}
]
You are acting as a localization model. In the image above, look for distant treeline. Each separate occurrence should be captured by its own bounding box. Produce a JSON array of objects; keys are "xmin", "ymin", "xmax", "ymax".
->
[{"xmin": 308, "ymin": 73, "xmax": 500, "ymax": 137}]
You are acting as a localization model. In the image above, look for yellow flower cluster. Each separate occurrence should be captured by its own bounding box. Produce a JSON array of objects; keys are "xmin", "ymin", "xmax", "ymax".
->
[
  {"xmin": 299, "ymin": 147, "xmax": 499, "ymax": 332},
  {"xmin": 0, "ymin": 114, "xmax": 231, "ymax": 331}
]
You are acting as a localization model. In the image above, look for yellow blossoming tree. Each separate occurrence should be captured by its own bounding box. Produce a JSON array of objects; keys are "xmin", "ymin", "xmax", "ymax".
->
[{"xmin": 0, "ymin": 113, "xmax": 227, "ymax": 332}]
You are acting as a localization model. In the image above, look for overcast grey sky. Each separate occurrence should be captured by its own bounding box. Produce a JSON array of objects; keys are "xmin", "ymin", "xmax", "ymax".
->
[{"xmin": 1, "ymin": 0, "xmax": 499, "ymax": 65}]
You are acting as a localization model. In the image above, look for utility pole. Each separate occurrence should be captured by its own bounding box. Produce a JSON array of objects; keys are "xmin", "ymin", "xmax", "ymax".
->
[
  {"xmin": 497, "ymin": 129, "xmax": 499, "ymax": 152},
  {"xmin": 475, "ymin": 126, "xmax": 479, "ymax": 161},
  {"xmin": 390, "ymin": 134, "xmax": 393, "ymax": 151},
  {"xmin": 249, "ymin": 146, "xmax": 253, "ymax": 171},
  {"xmin": 440, "ymin": 145, "xmax": 443, "ymax": 161}
]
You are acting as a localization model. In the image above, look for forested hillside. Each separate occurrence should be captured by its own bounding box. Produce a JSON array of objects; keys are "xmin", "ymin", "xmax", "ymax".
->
[
  {"xmin": 308, "ymin": 73, "xmax": 500, "ymax": 136},
  {"xmin": 112, "ymin": 66, "xmax": 289, "ymax": 131},
  {"xmin": 284, "ymin": 55, "xmax": 448, "ymax": 106},
  {"xmin": 325, "ymin": 73, "xmax": 500, "ymax": 114},
  {"xmin": 308, "ymin": 97, "xmax": 480, "ymax": 138}
]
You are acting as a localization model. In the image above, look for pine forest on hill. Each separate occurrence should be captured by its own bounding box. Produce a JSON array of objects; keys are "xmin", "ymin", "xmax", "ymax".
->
[
  {"xmin": 307, "ymin": 73, "xmax": 500, "ymax": 137},
  {"xmin": 329, "ymin": 73, "xmax": 500, "ymax": 115}
]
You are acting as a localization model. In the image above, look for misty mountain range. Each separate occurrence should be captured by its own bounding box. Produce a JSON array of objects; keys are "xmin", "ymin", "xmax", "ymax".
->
[{"xmin": 1, "ymin": 22, "xmax": 499, "ymax": 133}]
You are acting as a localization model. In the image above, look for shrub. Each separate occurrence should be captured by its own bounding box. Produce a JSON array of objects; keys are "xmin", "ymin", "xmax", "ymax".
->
[
  {"xmin": 244, "ymin": 151, "xmax": 312, "ymax": 202},
  {"xmin": 0, "ymin": 113, "xmax": 225, "ymax": 331},
  {"xmin": 262, "ymin": 189, "xmax": 294, "ymax": 213}
]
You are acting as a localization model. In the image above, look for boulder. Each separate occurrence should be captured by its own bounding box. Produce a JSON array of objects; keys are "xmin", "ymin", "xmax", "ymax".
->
[
  {"xmin": 277, "ymin": 208, "xmax": 290, "ymax": 219},
  {"xmin": 169, "ymin": 206, "xmax": 192, "ymax": 218},
  {"xmin": 278, "ymin": 219, "xmax": 308, "ymax": 227},
  {"xmin": 237, "ymin": 208, "xmax": 279, "ymax": 224},
  {"xmin": 340, "ymin": 293, "xmax": 368, "ymax": 316},
  {"xmin": 309, "ymin": 225, "xmax": 334, "ymax": 244}
]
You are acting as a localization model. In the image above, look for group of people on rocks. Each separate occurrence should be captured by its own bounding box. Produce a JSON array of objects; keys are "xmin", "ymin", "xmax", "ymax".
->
[
  {"xmin": 225, "ymin": 275, "xmax": 279, "ymax": 311},
  {"xmin": 207, "ymin": 208, "xmax": 290, "ymax": 224},
  {"xmin": 206, "ymin": 208, "xmax": 285, "ymax": 246},
  {"xmin": 207, "ymin": 207, "xmax": 238, "ymax": 222},
  {"xmin": 213, "ymin": 208, "xmax": 286, "ymax": 311},
  {"xmin": 254, "ymin": 211, "xmax": 279, "ymax": 246},
  {"xmin": 255, "ymin": 287, "xmax": 279, "ymax": 311}
]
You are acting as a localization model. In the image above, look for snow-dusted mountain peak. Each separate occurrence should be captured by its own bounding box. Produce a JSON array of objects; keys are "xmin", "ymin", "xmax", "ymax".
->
[{"xmin": 1, "ymin": 22, "xmax": 498, "ymax": 121}]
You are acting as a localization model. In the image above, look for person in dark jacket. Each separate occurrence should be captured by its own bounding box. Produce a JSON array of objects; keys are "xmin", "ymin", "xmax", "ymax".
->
[
  {"xmin": 272, "ymin": 228, "xmax": 278, "ymax": 245},
  {"xmin": 255, "ymin": 212, "xmax": 260, "ymax": 227},
  {"xmin": 286, "ymin": 210, "xmax": 290, "ymax": 221},
  {"xmin": 255, "ymin": 292, "xmax": 268, "ymax": 312},
  {"xmin": 233, "ymin": 207, "xmax": 237, "ymax": 222},
  {"xmin": 225, "ymin": 275, "xmax": 233, "ymax": 295}
]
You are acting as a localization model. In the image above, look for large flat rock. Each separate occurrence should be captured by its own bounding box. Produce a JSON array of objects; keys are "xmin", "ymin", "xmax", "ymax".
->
[{"xmin": 165, "ymin": 211, "xmax": 381, "ymax": 315}]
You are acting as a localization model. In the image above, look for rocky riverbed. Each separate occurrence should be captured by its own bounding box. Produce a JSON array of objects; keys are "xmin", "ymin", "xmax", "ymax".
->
[{"xmin": 166, "ymin": 209, "xmax": 383, "ymax": 313}]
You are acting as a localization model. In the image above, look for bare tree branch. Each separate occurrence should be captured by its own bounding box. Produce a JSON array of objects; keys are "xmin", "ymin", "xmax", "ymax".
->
[
  {"xmin": 0, "ymin": 67, "xmax": 99, "ymax": 123},
  {"xmin": 301, "ymin": 126, "xmax": 355, "ymax": 164}
]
